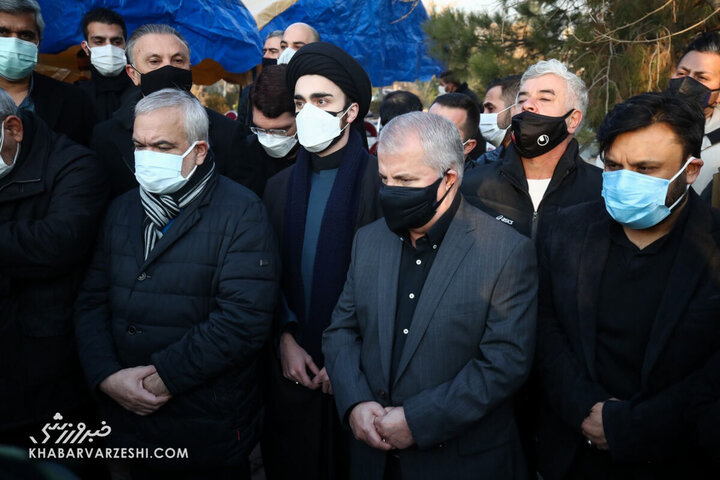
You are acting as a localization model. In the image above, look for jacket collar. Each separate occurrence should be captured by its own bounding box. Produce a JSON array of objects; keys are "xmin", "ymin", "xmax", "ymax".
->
[{"xmin": 500, "ymin": 138, "xmax": 581, "ymax": 192}]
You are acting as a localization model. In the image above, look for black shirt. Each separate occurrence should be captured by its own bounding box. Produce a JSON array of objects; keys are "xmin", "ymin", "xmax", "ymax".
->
[
  {"xmin": 595, "ymin": 200, "xmax": 690, "ymax": 400},
  {"xmin": 390, "ymin": 191, "xmax": 461, "ymax": 380}
]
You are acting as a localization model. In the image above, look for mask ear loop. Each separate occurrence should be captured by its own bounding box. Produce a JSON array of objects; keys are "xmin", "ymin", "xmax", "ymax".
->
[{"xmin": 667, "ymin": 156, "xmax": 697, "ymax": 211}]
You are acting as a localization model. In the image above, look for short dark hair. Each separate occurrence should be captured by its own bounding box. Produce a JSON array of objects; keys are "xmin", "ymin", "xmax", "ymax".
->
[
  {"xmin": 681, "ymin": 30, "xmax": 720, "ymax": 60},
  {"xmin": 379, "ymin": 91, "xmax": 423, "ymax": 126},
  {"xmin": 486, "ymin": 74, "xmax": 522, "ymax": 108},
  {"xmin": 81, "ymin": 7, "xmax": 127, "ymax": 41},
  {"xmin": 596, "ymin": 91, "xmax": 704, "ymax": 160},
  {"xmin": 431, "ymin": 92, "xmax": 479, "ymax": 141},
  {"xmin": 251, "ymin": 64, "xmax": 295, "ymax": 119},
  {"xmin": 440, "ymin": 70, "xmax": 459, "ymax": 86}
]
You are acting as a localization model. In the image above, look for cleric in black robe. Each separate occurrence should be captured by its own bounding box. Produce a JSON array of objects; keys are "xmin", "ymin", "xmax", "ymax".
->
[{"xmin": 261, "ymin": 42, "xmax": 382, "ymax": 480}]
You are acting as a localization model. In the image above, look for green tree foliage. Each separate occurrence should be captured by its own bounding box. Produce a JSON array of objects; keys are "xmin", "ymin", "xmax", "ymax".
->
[{"xmin": 424, "ymin": 0, "xmax": 720, "ymax": 131}]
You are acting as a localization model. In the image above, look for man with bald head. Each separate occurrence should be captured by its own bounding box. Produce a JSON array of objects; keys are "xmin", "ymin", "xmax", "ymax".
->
[
  {"xmin": 91, "ymin": 23, "xmax": 243, "ymax": 198},
  {"xmin": 277, "ymin": 22, "xmax": 320, "ymax": 64}
]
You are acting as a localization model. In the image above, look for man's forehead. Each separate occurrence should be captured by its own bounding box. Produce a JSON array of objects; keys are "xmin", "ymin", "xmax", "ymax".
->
[
  {"xmin": 0, "ymin": 11, "xmax": 38, "ymax": 33},
  {"xmin": 295, "ymin": 74, "xmax": 344, "ymax": 96},
  {"xmin": 429, "ymin": 103, "xmax": 467, "ymax": 125},
  {"xmin": 88, "ymin": 22, "xmax": 124, "ymax": 36},
  {"xmin": 678, "ymin": 50, "xmax": 720, "ymax": 74},
  {"xmin": 520, "ymin": 74, "xmax": 566, "ymax": 94},
  {"xmin": 134, "ymin": 33, "xmax": 189, "ymax": 57}
]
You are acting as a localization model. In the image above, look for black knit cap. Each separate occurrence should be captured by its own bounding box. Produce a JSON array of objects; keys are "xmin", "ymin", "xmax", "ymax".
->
[{"xmin": 286, "ymin": 42, "xmax": 372, "ymax": 121}]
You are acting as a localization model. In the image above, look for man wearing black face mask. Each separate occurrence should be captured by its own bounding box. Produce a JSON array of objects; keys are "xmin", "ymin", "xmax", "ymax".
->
[
  {"xmin": 667, "ymin": 31, "xmax": 720, "ymax": 197},
  {"xmin": 323, "ymin": 111, "xmax": 537, "ymax": 480},
  {"xmin": 462, "ymin": 59, "xmax": 602, "ymax": 243},
  {"xmin": 90, "ymin": 23, "xmax": 245, "ymax": 198}
]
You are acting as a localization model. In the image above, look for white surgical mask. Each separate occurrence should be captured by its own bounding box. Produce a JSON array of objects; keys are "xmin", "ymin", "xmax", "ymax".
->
[
  {"xmin": 438, "ymin": 85, "xmax": 447, "ymax": 95},
  {"xmin": 0, "ymin": 119, "xmax": 20, "ymax": 180},
  {"xmin": 134, "ymin": 141, "xmax": 198, "ymax": 195},
  {"xmin": 295, "ymin": 103, "xmax": 351, "ymax": 153},
  {"xmin": 257, "ymin": 132, "xmax": 297, "ymax": 158},
  {"xmin": 277, "ymin": 47, "xmax": 296, "ymax": 65},
  {"xmin": 479, "ymin": 104, "xmax": 514, "ymax": 148},
  {"xmin": 89, "ymin": 44, "xmax": 127, "ymax": 77}
]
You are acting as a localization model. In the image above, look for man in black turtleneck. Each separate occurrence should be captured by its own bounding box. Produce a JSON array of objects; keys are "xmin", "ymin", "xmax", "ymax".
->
[
  {"xmin": 77, "ymin": 7, "xmax": 133, "ymax": 124},
  {"xmin": 261, "ymin": 42, "xmax": 381, "ymax": 480}
]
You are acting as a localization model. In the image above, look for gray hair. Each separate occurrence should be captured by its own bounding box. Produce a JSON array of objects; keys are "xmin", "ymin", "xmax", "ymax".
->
[
  {"xmin": 521, "ymin": 59, "xmax": 588, "ymax": 121},
  {"xmin": 0, "ymin": 88, "xmax": 17, "ymax": 121},
  {"xmin": 126, "ymin": 24, "xmax": 190, "ymax": 65},
  {"xmin": 266, "ymin": 30, "xmax": 283, "ymax": 40},
  {"xmin": 0, "ymin": 0, "xmax": 44, "ymax": 36},
  {"xmin": 378, "ymin": 112, "xmax": 465, "ymax": 183},
  {"xmin": 135, "ymin": 88, "xmax": 209, "ymax": 146}
]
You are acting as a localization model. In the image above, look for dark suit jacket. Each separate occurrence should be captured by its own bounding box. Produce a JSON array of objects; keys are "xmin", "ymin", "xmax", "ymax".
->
[
  {"xmin": 534, "ymin": 193, "xmax": 720, "ymax": 480},
  {"xmin": 90, "ymin": 87, "xmax": 244, "ymax": 198},
  {"xmin": 323, "ymin": 198, "xmax": 538, "ymax": 480},
  {"xmin": 31, "ymin": 71, "xmax": 95, "ymax": 146}
]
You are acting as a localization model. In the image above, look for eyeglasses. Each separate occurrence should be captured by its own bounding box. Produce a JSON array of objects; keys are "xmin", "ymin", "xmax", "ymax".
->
[{"xmin": 250, "ymin": 127, "xmax": 290, "ymax": 136}]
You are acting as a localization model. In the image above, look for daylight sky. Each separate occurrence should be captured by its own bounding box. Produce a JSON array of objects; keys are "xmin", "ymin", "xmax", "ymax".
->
[{"xmin": 425, "ymin": 0, "xmax": 501, "ymax": 13}]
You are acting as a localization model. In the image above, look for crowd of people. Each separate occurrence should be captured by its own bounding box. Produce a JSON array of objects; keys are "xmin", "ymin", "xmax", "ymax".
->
[{"xmin": 0, "ymin": 0, "xmax": 719, "ymax": 479}]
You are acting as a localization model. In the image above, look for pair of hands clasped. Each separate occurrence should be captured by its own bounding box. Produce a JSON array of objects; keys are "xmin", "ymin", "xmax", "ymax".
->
[
  {"xmin": 279, "ymin": 332, "xmax": 333, "ymax": 394},
  {"xmin": 99, "ymin": 365, "xmax": 172, "ymax": 416},
  {"xmin": 349, "ymin": 402, "xmax": 414, "ymax": 451}
]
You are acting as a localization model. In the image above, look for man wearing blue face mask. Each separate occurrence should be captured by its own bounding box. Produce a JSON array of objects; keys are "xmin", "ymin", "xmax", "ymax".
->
[
  {"xmin": 75, "ymin": 88, "xmax": 279, "ymax": 478},
  {"xmin": 533, "ymin": 91, "xmax": 720, "ymax": 479},
  {"xmin": 0, "ymin": 0, "xmax": 95, "ymax": 146}
]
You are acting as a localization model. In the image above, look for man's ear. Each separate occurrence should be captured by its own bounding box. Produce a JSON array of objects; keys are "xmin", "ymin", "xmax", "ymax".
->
[
  {"xmin": 81, "ymin": 41, "xmax": 90, "ymax": 57},
  {"xmin": 4, "ymin": 115, "xmax": 23, "ymax": 144},
  {"xmin": 685, "ymin": 156, "xmax": 704, "ymax": 185},
  {"xmin": 126, "ymin": 64, "xmax": 140, "ymax": 86},
  {"xmin": 567, "ymin": 109, "xmax": 583, "ymax": 134},
  {"xmin": 463, "ymin": 139, "xmax": 477, "ymax": 157},
  {"xmin": 193, "ymin": 141, "xmax": 209, "ymax": 165},
  {"xmin": 346, "ymin": 102, "xmax": 360, "ymax": 124}
]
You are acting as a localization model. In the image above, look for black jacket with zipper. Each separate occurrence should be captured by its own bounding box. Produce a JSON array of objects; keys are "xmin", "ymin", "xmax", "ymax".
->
[{"xmin": 461, "ymin": 139, "xmax": 602, "ymax": 243}]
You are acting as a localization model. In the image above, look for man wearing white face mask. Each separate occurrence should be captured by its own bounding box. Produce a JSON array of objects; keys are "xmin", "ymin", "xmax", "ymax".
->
[
  {"xmin": 477, "ymin": 74, "xmax": 521, "ymax": 165},
  {"xmin": 261, "ymin": 41, "xmax": 381, "ymax": 480},
  {"xmin": 75, "ymin": 89, "xmax": 279, "ymax": 478},
  {"xmin": 77, "ymin": 7, "xmax": 134, "ymax": 123},
  {"xmin": 0, "ymin": 86, "xmax": 108, "ymax": 471},
  {"xmin": 0, "ymin": 0, "xmax": 95, "ymax": 146},
  {"xmin": 534, "ymin": 92, "xmax": 720, "ymax": 479},
  {"xmin": 230, "ymin": 64, "xmax": 298, "ymax": 197}
]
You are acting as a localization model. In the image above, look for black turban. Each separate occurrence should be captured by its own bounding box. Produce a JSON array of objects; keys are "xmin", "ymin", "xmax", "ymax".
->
[{"xmin": 286, "ymin": 42, "xmax": 372, "ymax": 121}]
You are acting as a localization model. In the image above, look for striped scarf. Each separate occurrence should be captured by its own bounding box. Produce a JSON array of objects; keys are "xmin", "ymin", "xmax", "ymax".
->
[{"xmin": 139, "ymin": 162, "xmax": 215, "ymax": 260}]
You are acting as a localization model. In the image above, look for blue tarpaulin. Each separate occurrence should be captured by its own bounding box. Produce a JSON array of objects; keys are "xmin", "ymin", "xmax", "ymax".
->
[{"xmin": 36, "ymin": 0, "xmax": 441, "ymax": 86}]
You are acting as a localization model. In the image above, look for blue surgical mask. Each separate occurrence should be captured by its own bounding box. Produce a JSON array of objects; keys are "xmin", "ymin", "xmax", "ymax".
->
[
  {"xmin": 134, "ymin": 141, "xmax": 198, "ymax": 195},
  {"xmin": 0, "ymin": 37, "xmax": 38, "ymax": 81},
  {"xmin": 601, "ymin": 157, "xmax": 694, "ymax": 229}
]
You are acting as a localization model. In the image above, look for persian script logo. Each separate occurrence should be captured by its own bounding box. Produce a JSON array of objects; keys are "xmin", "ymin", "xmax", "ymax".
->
[{"xmin": 30, "ymin": 413, "xmax": 111, "ymax": 445}]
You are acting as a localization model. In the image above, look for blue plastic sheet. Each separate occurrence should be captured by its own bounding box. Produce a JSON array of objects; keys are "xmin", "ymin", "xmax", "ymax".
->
[
  {"xmin": 37, "ymin": 0, "xmax": 263, "ymax": 74},
  {"xmin": 36, "ymin": 0, "xmax": 442, "ymax": 85},
  {"xmin": 260, "ymin": 0, "xmax": 443, "ymax": 85}
]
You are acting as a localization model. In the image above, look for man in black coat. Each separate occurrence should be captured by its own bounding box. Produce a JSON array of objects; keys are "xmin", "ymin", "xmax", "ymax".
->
[
  {"xmin": 75, "ymin": 89, "xmax": 279, "ymax": 479},
  {"xmin": 77, "ymin": 7, "xmax": 134, "ymax": 123},
  {"xmin": 229, "ymin": 64, "xmax": 298, "ymax": 198},
  {"xmin": 0, "ymin": 0, "xmax": 95, "ymax": 146},
  {"xmin": 462, "ymin": 59, "xmax": 602, "ymax": 244},
  {"xmin": 534, "ymin": 92, "xmax": 720, "ymax": 479},
  {"xmin": 0, "ymin": 88, "xmax": 107, "ymax": 446},
  {"xmin": 261, "ymin": 42, "xmax": 381, "ymax": 480},
  {"xmin": 91, "ymin": 23, "xmax": 244, "ymax": 199}
]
